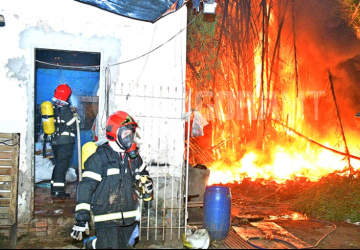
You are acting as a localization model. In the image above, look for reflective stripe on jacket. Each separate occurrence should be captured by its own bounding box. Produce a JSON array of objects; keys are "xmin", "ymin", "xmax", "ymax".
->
[{"xmin": 51, "ymin": 104, "xmax": 76, "ymax": 145}]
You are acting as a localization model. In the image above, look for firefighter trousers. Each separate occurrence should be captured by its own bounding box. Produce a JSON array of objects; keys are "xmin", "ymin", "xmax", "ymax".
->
[{"xmin": 51, "ymin": 143, "xmax": 74, "ymax": 193}]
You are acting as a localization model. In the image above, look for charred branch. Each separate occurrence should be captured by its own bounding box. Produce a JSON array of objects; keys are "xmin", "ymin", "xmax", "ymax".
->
[
  {"xmin": 328, "ymin": 70, "xmax": 353, "ymax": 174},
  {"xmin": 292, "ymin": 0, "xmax": 299, "ymax": 98},
  {"xmin": 273, "ymin": 119, "xmax": 360, "ymax": 162}
]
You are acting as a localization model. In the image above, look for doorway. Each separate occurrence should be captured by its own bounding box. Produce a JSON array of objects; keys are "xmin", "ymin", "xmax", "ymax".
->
[{"xmin": 34, "ymin": 48, "xmax": 101, "ymax": 186}]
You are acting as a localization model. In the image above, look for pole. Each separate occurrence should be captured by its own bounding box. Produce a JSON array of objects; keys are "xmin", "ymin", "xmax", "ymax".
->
[
  {"xmin": 185, "ymin": 89, "xmax": 191, "ymax": 232},
  {"xmin": 74, "ymin": 113, "xmax": 82, "ymax": 181}
]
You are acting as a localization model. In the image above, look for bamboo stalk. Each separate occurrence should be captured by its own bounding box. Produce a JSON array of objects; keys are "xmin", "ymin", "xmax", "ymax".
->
[
  {"xmin": 292, "ymin": 0, "xmax": 299, "ymax": 129},
  {"xmin": 328, "ymin": 70, "xmax": 353, "ymax": 173},
  {"xmin": 292, "ymin": 0, "xmax": 299, "ymax": 98},
  {"xmin": 260, "ymin": 0, "xmax": 267, "ymax": 143},
  {"xmin": 265, "ymin": 0, "xmax": 290, "ymax": 120},
  {"xmin": 186, "ymin": 138, "xmax": 214, "ymax": 164},
  {"xmin": 272, "ymin": 119, "xmax": 360, "ymax": 161}
]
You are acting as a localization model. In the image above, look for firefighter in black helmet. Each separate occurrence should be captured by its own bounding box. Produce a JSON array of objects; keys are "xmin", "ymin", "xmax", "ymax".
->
[{"xmin": 71, "ymin": 111, "xmax": 153, "ymax": 249}]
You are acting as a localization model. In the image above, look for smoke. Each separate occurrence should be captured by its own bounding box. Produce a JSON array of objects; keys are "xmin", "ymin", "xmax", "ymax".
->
[
  {"xmin": 292, "ymin": 0, "xmax": 360, "ymax": 69},
  {"xmin": 279, "ymin": 0, "xmax": 360, "ymax": 137}
]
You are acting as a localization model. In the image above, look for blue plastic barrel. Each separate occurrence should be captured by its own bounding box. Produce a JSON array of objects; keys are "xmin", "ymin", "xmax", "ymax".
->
[{"xmin": 203, "ymin": 186, "xmax": 231, "ymax": 240}]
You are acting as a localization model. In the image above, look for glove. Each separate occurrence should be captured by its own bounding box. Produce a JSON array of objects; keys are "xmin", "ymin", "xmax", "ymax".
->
[
  {"xmin": 142, "ymin": 176, "xmax": 153, "ymax": 209},
  {"xmin": 70, "ymin": 221, "xmax": 89, "ymax": 241},
  {"xmin": 134, "ymin": 176, "xmax": 153, "ymax": 208},
  {"xmin": 143, "ymin": 177, "xmax": 153, "ymax": 195}
]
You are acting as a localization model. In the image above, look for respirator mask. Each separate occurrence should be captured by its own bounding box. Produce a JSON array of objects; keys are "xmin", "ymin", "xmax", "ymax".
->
[
  {"xmin": 117, "ymin": 126, "xmax": 137, "ymax": 159},
  {"xmin": 52, "ymin": 97, "xmax": 69, "ymax": 107}
]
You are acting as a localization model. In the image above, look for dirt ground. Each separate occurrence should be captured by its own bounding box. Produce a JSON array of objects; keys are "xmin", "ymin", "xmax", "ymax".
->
[
  {"xmin": 12, "ymin": 208, "xmax": 360, "ymax": 249},
  {"xmin": 229, "ymin": 182, "xmax": 360, "ymax": 249},
  {"xmin": 275, "ymin": 220, "xmax": 360, "ymax": 249},
  {"xmin": 7, "ymin": 181, "xmax": 360, "ymax": 249}
]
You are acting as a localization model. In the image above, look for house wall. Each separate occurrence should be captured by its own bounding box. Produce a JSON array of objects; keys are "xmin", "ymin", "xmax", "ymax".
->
[{"xmin": 0, "ymin": 0, "xmax": 187, "ymax": 224}]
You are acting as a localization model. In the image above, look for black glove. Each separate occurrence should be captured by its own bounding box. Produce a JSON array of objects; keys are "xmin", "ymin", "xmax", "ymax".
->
[{"xmin": 70, "ymin": 221, "xmax": 89, "ymax": 241}]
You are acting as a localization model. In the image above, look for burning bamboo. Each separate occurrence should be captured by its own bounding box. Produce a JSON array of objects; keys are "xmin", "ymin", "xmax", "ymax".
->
[
  {"xmin": 272, "ymin": 119, "xmax": 360, "ymax": 162},
  {"xmin": 186, "ymin": 138, "xmax": 215, "ymax": 165},
  {"xmin": 260, "ymin": 0, "xmax": 267, "ymax": 142},
  {"xmin": 328, "ymin": 70, "xmax": 353, "ymax": 174},
  {"xmin": 291, "ymin": 0, "xmax": 299, "ymax": 98}
]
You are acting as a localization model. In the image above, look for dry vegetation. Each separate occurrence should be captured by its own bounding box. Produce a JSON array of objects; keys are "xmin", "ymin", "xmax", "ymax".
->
[
  {"xmin": 340, "ymin": 0, "xmax": 360, "ymax": 37},
  {"xmin": 292, "ymin": 171, "xmax": 360, "ymax": 223},
  {"xmin": 227, "ymin": 170, "xmax": 360, "ymax": 223}
]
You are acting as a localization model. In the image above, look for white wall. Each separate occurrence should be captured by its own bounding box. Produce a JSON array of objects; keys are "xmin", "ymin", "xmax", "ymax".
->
[{"xmin": 0, "ymin": 0, "xmax": 187, "ymax": 223}]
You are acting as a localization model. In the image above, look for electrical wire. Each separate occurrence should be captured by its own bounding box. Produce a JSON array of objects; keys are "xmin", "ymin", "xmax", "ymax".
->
[
  {"xmin": 35, "ymin": 9, "xmax": 203, "ymax": 70},
  {"xmin": 98, "ymin": 10, "xmax": 203, "ymax": 126},
  {"xmin": 108, "ymin": 9, "xmax": 204, "ymax": 67},
  {"xmin": 246, "ymin": 219, "xmax": 337, "ymax": 249},
  {"xmin": 125, "ymin": 22, "xmax": 158, "ymax": 107},
  {"xmin": 35, "ymin": 10, "xmax": 202, "ymax": 71},
  {"xmin": 35, "ymin": 60, "xmax": 100, "ymax": 70},
  {"xmin": 35, "ymin": 10, "xmax": 204, "ymax": 130}
]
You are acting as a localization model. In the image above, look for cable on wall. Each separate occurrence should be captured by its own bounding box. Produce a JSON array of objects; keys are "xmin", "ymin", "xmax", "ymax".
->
[
  {"xmin": 35, "ymin": 60, "xmax": 100, "ymax": 70},
  {"xmin": 109, "ymin": 10, "xmax": 203, "ymax": 67}
]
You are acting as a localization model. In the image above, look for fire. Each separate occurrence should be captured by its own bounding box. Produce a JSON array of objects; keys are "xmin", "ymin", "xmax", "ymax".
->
[
  {"xmin": 186, "ymin": 0, "xmax": 360, "ymax": 186},
  {"xmin": 208, "ymin": 142, "xmax": 360, "ymax": 185}
]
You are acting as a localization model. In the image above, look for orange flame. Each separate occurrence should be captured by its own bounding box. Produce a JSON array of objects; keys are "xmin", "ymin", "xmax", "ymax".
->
[
  {"xmin": 188, "ymin": 0, "xmax": 360, "ymax": 186},
  {"xmin": 208, "ymin": 142, "xmax": 360, "ymax": 185}
]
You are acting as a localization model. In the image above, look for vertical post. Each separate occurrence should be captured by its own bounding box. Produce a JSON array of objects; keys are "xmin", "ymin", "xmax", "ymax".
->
[
  {"xmin": 155, "ymin": 138, "xmax": 159, "ymax": 240},
  {"xmin": 74, "ymin": 114, "xmax": 82, "ymax": 181},
  {"xmin": 105, "ymin": 66, "xmax": 110, "ymax": 118},
  {"xmin": 185, "ymin": 89, "xmax": 191, "ymax": 231},
  {"xmin": 170, "ymin": 140, "xmax": 175, "ymax": 240}
]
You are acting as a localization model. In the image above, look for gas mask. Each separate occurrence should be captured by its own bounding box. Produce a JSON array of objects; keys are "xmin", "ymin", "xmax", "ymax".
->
[
  {"xmin": 52, "ymin": 97, "xmax": 69, "ymax": 107},
  {"xmin": 117, "ymin": 126, "xmax": 137, "ymax": 159}
]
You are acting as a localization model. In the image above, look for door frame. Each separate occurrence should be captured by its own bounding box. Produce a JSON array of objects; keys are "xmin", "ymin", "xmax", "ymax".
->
[{"xmin": 21, "ymin": 44, "xmax": 105, "ymax": 223}]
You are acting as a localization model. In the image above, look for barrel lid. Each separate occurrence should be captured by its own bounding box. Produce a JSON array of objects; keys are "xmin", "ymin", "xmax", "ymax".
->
[{"xmin": 206, "ymin": 185, "xmax": 230, "ymax": 192}]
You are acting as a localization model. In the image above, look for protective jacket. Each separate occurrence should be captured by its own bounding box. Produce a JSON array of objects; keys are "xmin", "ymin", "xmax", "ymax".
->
[
  {"xmin": 51, "ymin": 104, "xmax": 77, "ymax": 145},
  {"xmin": 50, "ymin": 103, "xmax": 77, "ymax": 194},
  {"xmin": 75, "ymin": 143, "xmax": 147, "ymax": 229}
]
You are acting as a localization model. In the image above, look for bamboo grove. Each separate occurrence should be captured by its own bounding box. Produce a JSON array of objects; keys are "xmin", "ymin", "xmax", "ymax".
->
[{"xmin": 186, "ymin": 0, "xmax": 360, "ymax": 171}]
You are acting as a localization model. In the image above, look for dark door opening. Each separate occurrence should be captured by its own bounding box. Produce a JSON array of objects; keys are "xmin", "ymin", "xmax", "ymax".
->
[{"xmin": 34, "ymin": 48, "xmax": 100, "ymax": 187}]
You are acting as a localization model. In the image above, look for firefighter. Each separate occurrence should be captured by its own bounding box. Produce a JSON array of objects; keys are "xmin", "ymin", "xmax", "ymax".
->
[
  {"xmin": 71, "ymin": 111, "xmax": 154, "ymax": 249},
  {"xmin": 50, "ymin": 84, "xmax": 77, "ymax": 198}
]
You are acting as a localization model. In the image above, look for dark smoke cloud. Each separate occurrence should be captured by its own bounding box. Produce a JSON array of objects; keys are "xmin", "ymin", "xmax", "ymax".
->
[{"xmin": 292, "ymin": 0, "xmax": 360, "ymax": 68}]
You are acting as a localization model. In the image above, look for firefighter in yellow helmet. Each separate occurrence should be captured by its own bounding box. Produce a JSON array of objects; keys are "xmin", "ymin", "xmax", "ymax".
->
[{"xmin": 71, "ymin": 111, "xmax": 153, "ymax": 249}]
